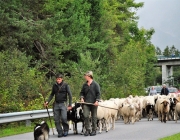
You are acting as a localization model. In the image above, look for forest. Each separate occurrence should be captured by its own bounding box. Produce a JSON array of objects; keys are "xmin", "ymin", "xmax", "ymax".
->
[{"xmin": 0, "ymin": 0, "xmax": 179, "ymax": 113}]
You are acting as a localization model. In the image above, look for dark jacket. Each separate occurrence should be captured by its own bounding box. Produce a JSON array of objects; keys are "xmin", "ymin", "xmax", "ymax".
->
[
  {"xmin": 47, "ymin": 81, "xmax": 72, "ymax": 106},
  {"xmin": 80, "ymin": 80, "xmax": 100, "ymax": 103},
  {"xmin": 160, "ymin": 87, "xmax": 169, "ymax": 96}
]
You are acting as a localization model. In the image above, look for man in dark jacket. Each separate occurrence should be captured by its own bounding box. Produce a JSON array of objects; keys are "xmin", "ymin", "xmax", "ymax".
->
[
  {"xmin": 161, "ymin": 84, "xmax": 169, "ymax": 96},
  {"xmin": 80, "ymin": 71, "xmax": 101, "ymax": 136},
  {"xmin": 44, "ymin": 74, "xmax": 72, "ymax": 138}
]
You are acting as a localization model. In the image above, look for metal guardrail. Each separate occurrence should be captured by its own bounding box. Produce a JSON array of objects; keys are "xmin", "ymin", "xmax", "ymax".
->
[
  {"xmin": 0, "ymin": 109, "xmax": 53, "ymax": 125},
  {"xmin": 157, "ymin": 55, "xmax": 180, "ymax": 60}
]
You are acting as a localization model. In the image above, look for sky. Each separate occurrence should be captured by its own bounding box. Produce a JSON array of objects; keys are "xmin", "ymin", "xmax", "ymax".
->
[{"xmin": 134, "ymin": 0, "xmax": 180, "ymax": 51}]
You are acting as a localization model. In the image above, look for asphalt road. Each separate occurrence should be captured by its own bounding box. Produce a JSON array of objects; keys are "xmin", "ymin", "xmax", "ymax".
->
[{"xmin": 1, "ymin": 118, "xmax": 180, "ymax": 140}]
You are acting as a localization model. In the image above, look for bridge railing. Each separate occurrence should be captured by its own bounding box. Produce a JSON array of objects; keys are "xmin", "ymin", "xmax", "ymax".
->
[
  {"xmin": 157, "ymin": 55, "xmax": 180, "ymax": 60},
  {"xmin": 0, "ymin": 109, "xmax": 53, "ymax": 126}
]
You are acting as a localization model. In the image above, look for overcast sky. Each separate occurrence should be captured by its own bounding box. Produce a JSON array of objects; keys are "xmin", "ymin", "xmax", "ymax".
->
[{"xmin": 135, "ymin": 0, "xmax": 180, "ymax": 51}]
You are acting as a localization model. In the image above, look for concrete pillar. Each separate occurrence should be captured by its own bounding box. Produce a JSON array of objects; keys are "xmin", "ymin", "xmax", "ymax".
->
[
  {"xmin": 162, "ymin": 65, "xmax": 173, "ymax": 85},
  {"xmin": 169, "ymin": 66, "xmax": 173, "ymax": 77},
  {"xmin": 162, "ymin": 65, "xmax": 167, "ymax": 84}
]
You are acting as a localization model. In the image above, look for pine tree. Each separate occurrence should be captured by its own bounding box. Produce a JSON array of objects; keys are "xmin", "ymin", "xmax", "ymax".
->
[
  {"xmin": 163, "ymin": 46, "xmax": 170, "ymax": 56},
  {"xmin": 156, "ymin": 47, "xmax": 162, "ymax": 55}
]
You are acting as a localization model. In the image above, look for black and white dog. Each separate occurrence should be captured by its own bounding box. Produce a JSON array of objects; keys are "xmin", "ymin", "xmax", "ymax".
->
[{"xmin": 34, "ymin": 121, "xmax": 50, "ymax": 140}]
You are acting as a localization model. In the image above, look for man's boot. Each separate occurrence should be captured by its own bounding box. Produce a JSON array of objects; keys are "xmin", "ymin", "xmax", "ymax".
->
[
  {"xmin": 63, "ymin": 131, "xmax": 68, "ymax": 137},
  {"xmin": 84, "ymin": 130, "xmax": 90, "ymax": 136},
  {"xmin": 58, "ymin": 131, "xmax": 63, "ymax": 138},
  {"xmin": 90, "ymin": 131, "xmax": 96, "ymax": 136}
]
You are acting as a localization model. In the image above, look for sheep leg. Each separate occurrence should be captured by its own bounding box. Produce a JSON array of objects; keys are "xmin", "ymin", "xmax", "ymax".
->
[
  {"xmin": 124, "ymin": 117, "xmax": 126, "ymax": 124},
  {"xmin": 163, "ymin": 113, "xmax": 166, "ymax": 123},
  {"xmin": 69, "ymin": 120, "xmax": 72, "ymax": 130},
  {"xmin": 151, "ymin": 112, "xmax": 153, "ymax": 120},
  {"xmin": 107, "ymin": 118, "xmax": 110, "ymax": 131},
  {"xmin": 140, "ymin": 110, "xmax": 142, "ymax": 120},
  {"xmin": 125, "ymin": 116, "xmax": 128, "ymax": 124},
  {"xmin": 101, "ymin": 119, "xmax": 104, "ymax": 131},
  {"xmin": 103, "ymin": 119, "xmax": 106, "ymax": 131},
  {"xmin": 111, "ymin": 117, "xmax": 115, "ymax": 130},
  {"xmin": 73, "ymin": 122, "xmax": 76, "ymax": 134},
  {"xmin": 73, "ymin": 122, "xmax": 78, "ymax": 134},
  {"xmin": 139, "ymin": 111, "xmax": 142, "ymax": 120},
  {"xmin": 75, "ymin": 122, "xmax": 78, "ymax": 134},
  {"xmin": 173, "ymin": 111, "xmax": 175, "ymax": 121},
  {"xmin": 169, "ymin": 110, "xmax": 172, "ymax": 121},
  {"xmin": 105, "ymin": 119, "xmax": 109, "ymax": 132},
  {"xmin": 131, "ymin": 117, "xmax": 135, "ymax": 124},
  {"xmin": 81, "ymin": 122, "xmax": 85, "ymax": 135},
  {"xmin": 175, "ymin": 111, "xmax": 178, "ymax": 123},
  {"xmin": 98, "ymin": 120, "xmax": 102, "ymax": 134},
  {"xmin": 158, "ymin": 111, "xmax": 161, "ymax": 121},
  {"xmin": 128, "ymin": 116, "xmax": 131, "ymax": 124},
  {"xmin": 159, "ymin": 112, "xmax": 162, "ymax": 122},
  {"xmin": 167, "ymin": 112, "xmax": 170, "ymax": 121}
]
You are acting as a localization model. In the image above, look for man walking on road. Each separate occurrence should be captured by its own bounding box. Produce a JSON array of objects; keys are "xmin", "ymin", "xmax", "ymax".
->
[
  {"xmin": 80, "ymin": 71, "xmax": 101, "ymax": 136},
  {"xmin": 160, "ymin": 84, "xmax": 169, "ymax": 96},
  {"xmin": 44, "ymin": 74, "xmax": 72, "ymax": 138}
]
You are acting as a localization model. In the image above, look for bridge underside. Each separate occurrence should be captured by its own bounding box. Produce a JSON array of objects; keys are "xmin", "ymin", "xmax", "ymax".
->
[{"xmin": 156, "ymin": 59, "xmax": 180, "ymax": 86}]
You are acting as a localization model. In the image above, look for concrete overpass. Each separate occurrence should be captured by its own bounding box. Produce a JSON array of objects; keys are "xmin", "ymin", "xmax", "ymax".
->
[{"xmin": 156, "ymin": 55, "xmax": 180, "ymax": 85}]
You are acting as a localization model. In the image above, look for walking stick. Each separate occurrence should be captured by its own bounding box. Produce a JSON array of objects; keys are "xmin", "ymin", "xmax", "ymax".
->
[
  {"xmin": 40, "ymin": 85, "xmax": 55, "ymax": 135},
  {"xmin": 77, "ymin": 102, "xmax": 119, "ymax": 110}
]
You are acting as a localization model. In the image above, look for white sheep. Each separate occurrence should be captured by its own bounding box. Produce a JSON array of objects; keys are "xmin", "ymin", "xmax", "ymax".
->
[
  {"xmin": 103, "ymin": 100, "xmax": 118, "ymax": 130},
  {"xmin": 132, "ymin": 97, "xmax": 142, "ymax": 121},
  {"xmin": 175, "ymin": 103, "xmax": 180, "ymax": 123},
  {"xmin": 142, "ymin": 96, "xmax": 155, "ymax": 119},
  {"xmin": 173, "ymin": 98, "xmax": 180, "ymax": 123},
  {"xmin": 97, "ymin": 101, "xmax": 111, "ymax": 133},
  {"xmin": 111, "ymin": 98, "xmax": 126, "ymax": 120},
  {"xmin": 120, "ymin": 103, "xmax": 136, "ymax": 124}
]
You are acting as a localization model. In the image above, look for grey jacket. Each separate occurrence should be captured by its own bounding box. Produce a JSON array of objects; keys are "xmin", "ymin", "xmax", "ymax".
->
[
  {"xmin": 80, "ymin": 80, "xmax": 101, "ymax": 103},
  {"xmin": 149, "ymin": 89, "xmax": 157, "ymax": 96}
]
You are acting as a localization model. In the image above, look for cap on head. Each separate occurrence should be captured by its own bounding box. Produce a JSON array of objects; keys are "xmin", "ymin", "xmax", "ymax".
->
[
  {"xmin": 55, "ymin": 74, "xmax": 63, "ymax": 79},
  {"xmin": 84, "ymin": 71, "xmax": 93, "ymax": 79},
  {"xmin": 163, "ymin": 84, "xmax": 166, "ymax": 87}
]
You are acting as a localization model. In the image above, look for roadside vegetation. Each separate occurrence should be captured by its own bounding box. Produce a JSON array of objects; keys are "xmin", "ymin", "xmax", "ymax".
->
[{"xmin": 0, "ymin": 0, "xmax": 157, "ymax": 113}]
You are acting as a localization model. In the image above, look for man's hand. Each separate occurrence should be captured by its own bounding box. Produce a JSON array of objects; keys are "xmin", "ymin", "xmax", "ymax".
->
[
  {"xmin": 81, "ymin": 98, "xmax": 84, "ymax": 103},
  {"xmin": 67, "ymin": 106, "xmax": 72, "ymax": 110},
  {"xmin": 94, "ymin": 101, "xmax": 98, "ymax": 106},
  {"xmin": 44, "ymin": 102, "xmax": 48, "ymax": 107}
]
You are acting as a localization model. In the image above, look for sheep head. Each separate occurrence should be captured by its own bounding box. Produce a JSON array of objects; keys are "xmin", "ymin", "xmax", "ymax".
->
[{"xmin": 161, "ymin": 100, "xmax": 169, "ymax": 106}]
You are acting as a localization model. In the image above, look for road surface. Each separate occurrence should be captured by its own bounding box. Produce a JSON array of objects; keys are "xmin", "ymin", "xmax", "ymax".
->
[{"xmin": 1, "ymin": 118, "xmax": 180, "ymax": 140}]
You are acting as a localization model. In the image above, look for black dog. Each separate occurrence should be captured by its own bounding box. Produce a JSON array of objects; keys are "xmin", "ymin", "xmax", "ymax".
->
[{"xmin": 34, "ymin": 121, "xmax": 50, "ymax": 140}]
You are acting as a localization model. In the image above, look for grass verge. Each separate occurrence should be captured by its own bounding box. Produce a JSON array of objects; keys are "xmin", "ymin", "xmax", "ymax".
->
[{"xmin": 159, "ymin": 133, "xmax": 180, "ymax": 140}]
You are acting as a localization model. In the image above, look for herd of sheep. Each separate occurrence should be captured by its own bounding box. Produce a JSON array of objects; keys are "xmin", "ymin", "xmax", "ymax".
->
[{"xmin": 70, "ymin": 93, "xmax": 180, "ymax": 134}]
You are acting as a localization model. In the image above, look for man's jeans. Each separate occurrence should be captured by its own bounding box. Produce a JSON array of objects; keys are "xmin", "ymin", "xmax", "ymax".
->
[{"xmin": 53, "ymin": 102, "xmax": 69, "ymax": 134}]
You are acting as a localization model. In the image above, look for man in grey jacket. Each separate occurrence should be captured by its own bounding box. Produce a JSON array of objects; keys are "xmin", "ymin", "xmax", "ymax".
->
[
  {"xmin": 44, "ymin": 74, "xmax": 72, "ymax": 138},
  {"xmin": 80, "ymin": 71, "xmax": 101, "ymax": 136}
]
